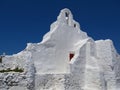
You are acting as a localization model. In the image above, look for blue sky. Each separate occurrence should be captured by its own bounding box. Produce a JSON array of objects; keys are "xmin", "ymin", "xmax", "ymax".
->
[{"xmin": 0, "ymin": 0, "xmax": 120, "ymax": 55}]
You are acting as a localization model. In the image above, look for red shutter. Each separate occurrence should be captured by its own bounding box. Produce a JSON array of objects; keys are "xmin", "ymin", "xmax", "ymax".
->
[{"xmin": 69, "ymin": 53, "xmax": 74, "ymax": 61}]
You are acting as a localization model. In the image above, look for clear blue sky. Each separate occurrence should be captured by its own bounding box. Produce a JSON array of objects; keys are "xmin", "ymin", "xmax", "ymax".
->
[{"xmin": 0, "ymin": 0, "xmax": 120, "ymax": 55}]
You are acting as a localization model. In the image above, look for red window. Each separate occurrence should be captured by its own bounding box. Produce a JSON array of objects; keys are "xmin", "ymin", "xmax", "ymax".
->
[{"xmin": 69, "ymin": 53, "xmax": 74, "ymax": 61}]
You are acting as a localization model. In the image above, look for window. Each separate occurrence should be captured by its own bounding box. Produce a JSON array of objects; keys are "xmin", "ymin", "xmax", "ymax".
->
[
  {"xmin": 0, "ymin": 56, "xmax": 2, "ymax": 63},
  {"xmin": 69, "ymin": 53, "xmax": 75, "ymax": 61}
]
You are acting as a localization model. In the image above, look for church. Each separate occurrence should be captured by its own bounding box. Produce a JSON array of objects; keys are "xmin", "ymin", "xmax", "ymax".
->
[{"xmin": 0, "ymin": 8, "xmax": 120, "ymax": 90}]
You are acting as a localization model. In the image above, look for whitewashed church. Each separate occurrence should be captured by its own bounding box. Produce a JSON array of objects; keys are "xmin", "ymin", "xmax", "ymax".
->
[{"xmin": 0, "ymin": 8, "xmax": 120, "ymax": 90}]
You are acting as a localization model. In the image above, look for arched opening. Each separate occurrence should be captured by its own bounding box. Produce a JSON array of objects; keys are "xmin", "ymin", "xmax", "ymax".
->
[
  {"xmin": 65, "ymin": 12, "xmax": 69, "ymax": 17},
  {"xmin": 65, "ymin": 12, "xmax": 69, "ymax": 25},
  {"xmin": 74, "ymin": 24, "xmax": 76, "ymax": 27}
]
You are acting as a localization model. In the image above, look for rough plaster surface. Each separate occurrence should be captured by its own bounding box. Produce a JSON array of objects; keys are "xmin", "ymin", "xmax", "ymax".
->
[{"xmin": 0, "ymin": 8, "xmax": 120, "ymax": 90}]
